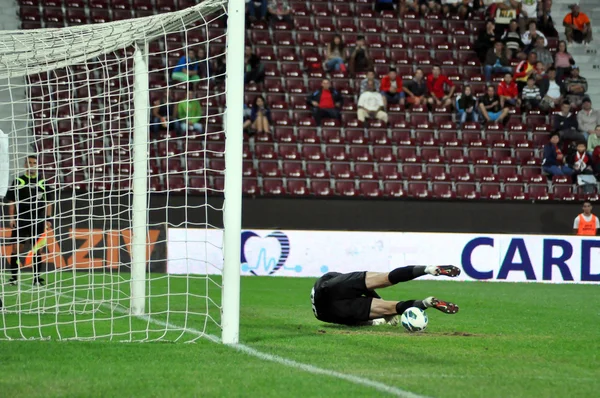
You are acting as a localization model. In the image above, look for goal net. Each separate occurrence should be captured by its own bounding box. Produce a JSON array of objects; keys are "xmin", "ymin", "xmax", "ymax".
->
[{"xmin": 0, "ymin": 0, "xmax": 243, "ymax": 343}]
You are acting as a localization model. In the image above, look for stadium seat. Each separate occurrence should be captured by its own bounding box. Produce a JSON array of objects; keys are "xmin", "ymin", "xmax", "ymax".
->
[
  {"xmin": 368, "ymin": 129, "xmax": 391, "ymax": 145},
  {"xmin": 378, "ymin": 163, "xmax": 401, "ymax": 180},
  {"xmin": 432, "ymin": 182, "xmax": 455, "ymax": 199},
  {"xmin": 373, "ymin": 147, "xmax": 396, "ymax": 163},
  {"xmin": 505, "ymin": 184, "xmax": 528, "ymax": 200},
  {"xmin": 258, "ymin": 161, "xmax": 280, "ymax": 177},
  {"xmin": 242, "ymin": 178, "xmax": 259, "ymax": 195},
  {"xmin": 497, "ymin": 166, "xmax": 522, "ymax": 183},
  {"xmin": 325, "ymin": 146, "xmax": 349, "ymax": 161},
  {"xmin": 552, "ymin": 185, "xmax": 577, "ymax": 201},
  {"xmin": 552, "ymin": 175, "xmax": 571, "ymax": 185},
  {"xmin": 311, "ymin": 180, "xmax": 333, "ymax": 196},
  {"xmin": 421, "ymin": 148, "xmax": 443, "ymax": 164},
  {"xmin": 480, "ymin": 183, "xmax": 504, "ymax": 200},
  {"xmin": 474, "ymin": 166, "xmax": 497, "ymax": 182},
  {"xmin": 522, "ymin": 167, "xmax": 546, "ymax": 184},
  {"xmin": 355, "ymin": 163, "xmax": 377, "ymax": 180},
  {"xmin": 254, "ymin": 144, "xmax": 277, "ymax": 160},
  {"xmin": 263, "ymin": 179, "xmax": 286, "ymax": 196},
  {"xmin": 297, "ymin": 128, "xmax": 319, "ymax": 144},
  {"xmin": 349, "ymin": 145, "xmax": 372, "ymax": 162},
  {"xmin": 456, "ymin": 183, "xmax": 479, "ymax": 199},
  {"xmin": 304, "ymin": 162, "xmax": 327, "ymax": 179},
  {"xmin": 279, "ymin": 144, "xmax": 301, "ymax": 160},
  {"xmin": 397, "ymin": 147, "xmax": 420, "ymax": 163},
  {"xmin": 529, "ymin": 185, "xmax": 551, "ymax": 201},
  {"xmin": 468, "ymin": 148, "xmax": 491, "ymax": 165},
  {"xmin": 442, "ymin": 148, "xmax": 467, "ymax": 164},
  {"xmin": 383, "ymin": 181, "xmax": 405, "ymax": 197},
  {"xmin": 403, "ymin": 164, "xmax": 425, "ymax": 181},
  {"xmin": 287, "ymin": 179, "xmax": 310, "ymax": 196},
  {"xmin": 425, "ymin": 164, "xmax": 448, "ymax": 181},
  {"xmin": 330, "ymin": 162, "xmax": 353, "ymax": 179},
  {"xmin": 407, "ymin": 182, "xmax": 430, "ymax": 198},
  {"xmin": 448, "ymin": 165, "xmax": 474, "ymax": 182},
  {"xmin": 335, "ymin": 180, "xmax": 358, "ymax": 196},
  {"xmin": 359, "ymin": 181, "xmax": 382, "ymax": 197}
]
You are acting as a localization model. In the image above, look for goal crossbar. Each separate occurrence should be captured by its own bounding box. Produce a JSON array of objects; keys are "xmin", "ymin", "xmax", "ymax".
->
[{"xmin": 0, "ymin": 0, "xmax": 227, "ymax": 79}]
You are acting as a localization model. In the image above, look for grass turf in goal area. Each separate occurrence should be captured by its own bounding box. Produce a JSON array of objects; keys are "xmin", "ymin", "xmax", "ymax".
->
[{"xmin": 0, "ymin": 276, "xmax": 598, "ymax": 398}]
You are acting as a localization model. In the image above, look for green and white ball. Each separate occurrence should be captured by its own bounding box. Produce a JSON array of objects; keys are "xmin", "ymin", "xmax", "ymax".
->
[{"xmin": 400, "ymin": 307, "xmax": 428, "ymax": 332}]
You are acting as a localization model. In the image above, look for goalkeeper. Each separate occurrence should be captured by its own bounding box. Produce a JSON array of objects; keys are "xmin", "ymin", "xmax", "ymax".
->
[
  {"xmin": 4, "ymin": 155, "xmax": 53, "ymax": 286},
  {"xmin": 310, "ymin": 266, "xmax": 460, "ymax": 326}
]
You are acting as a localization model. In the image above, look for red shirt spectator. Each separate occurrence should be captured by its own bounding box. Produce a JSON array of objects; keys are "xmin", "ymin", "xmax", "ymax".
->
[
  {"xmin": 426, "ymin": 73, "xmax": 454, "ymax": 99},
  {"xmin": 498, "ymin": 80, "xmax": 518, "ymax": 98},
  {"xmin": 381, "ymin": 75, "xmax": 403, "ymax": 92},
  {"xmin": 319, "ymin": 90, "xmax": 335, "ymax": 109}
]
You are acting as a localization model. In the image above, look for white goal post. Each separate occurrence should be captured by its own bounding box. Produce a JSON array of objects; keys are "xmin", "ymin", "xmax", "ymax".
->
[{"xmin": 0, "ymin": 0, "xmax": 243, "ymax": 344}]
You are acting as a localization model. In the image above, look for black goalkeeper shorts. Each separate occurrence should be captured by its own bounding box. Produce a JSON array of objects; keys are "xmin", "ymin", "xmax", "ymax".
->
[
  {"xmin": 311, "ymin": 271, "xmax": 373, "ymax": 326},
  {"xmin": 9, "ymin": 221, "xmax": 45, "ymax": 244}
]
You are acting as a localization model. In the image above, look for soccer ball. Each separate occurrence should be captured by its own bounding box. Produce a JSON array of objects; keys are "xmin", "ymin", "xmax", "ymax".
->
[{"xmin": 400, "ymin": 307, "xmax": 428, "ymax": 332}]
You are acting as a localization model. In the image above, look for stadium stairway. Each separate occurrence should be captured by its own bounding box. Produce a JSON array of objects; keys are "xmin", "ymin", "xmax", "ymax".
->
[
  {"xmin": 553, "ymin": 0, "xmax": 600, "ymax": 106},
  {"xmin": 0, "ymin": 0, "xmax": 29, "ymax": 176}
]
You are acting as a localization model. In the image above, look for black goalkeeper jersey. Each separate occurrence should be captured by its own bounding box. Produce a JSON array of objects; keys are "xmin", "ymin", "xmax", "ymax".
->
[{"xmin": 4, "ymin": 174, "xmax": 53, "ymax": 222}]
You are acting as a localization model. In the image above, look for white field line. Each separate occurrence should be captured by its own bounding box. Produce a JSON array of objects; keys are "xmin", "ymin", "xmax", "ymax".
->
[{"xmin": 37, "ymin": 286, "xmax": 428, "ymax": 398}]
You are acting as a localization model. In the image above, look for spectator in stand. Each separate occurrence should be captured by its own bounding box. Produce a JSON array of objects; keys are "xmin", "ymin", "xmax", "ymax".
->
[
  {"xmin": 514, "ymin": 51, "xmax": 537, "ymax": 92},
  {"xmin": 442, "ymin": 0, "xmax": 471, "ymax": 19},
  {"xmin": 244, "ymin": 95, "xmax": 272, "ymax": 135},
  {"xmin": 403, "ymin": 68, "xmax": 428, "ymax": 106},
  {"xmin": 307, "ymin": 79, "xmax": 342, "ymax": 126},
  {"xmin": 498, "ymin": 72, "xmax": 520, "ymax": 108},
  {"xmin": 588, "ymin": 125, "xmax": 600, "ymax": 155},
  {"xmin": 577, "ymin": 98, "xmax": 599, "ymax": 141},
  {"xmin": 172, "ymin": 49, "xmax": 200, "ymax": 84},
  {"xmin": 211, "ymin": 56, "xmax": 226, "ymax": 86},
  {"xmin": 502, "ymin": 19, "xmax": 524, "ymax": 53},
  {"xmin": 533, "ymin": 61, "xmax": 546, "ymax": 84},
  {"xmin": 554, "ymin": 41, "xmax": 574, "ymax": 82},
  {"xmin": 479, "ymin": 85, "xmax": 510, "ymax": 123},
  {"xmin": 267, "ymin": 0, "xmax": 292, "ymax": 26},
  {"xmin": 563, "ymin": 4, "xmax": 593, "ymax": 46},
  {"xmin": 567, "ymin": 141, "xmax": 594, "ymax": 178},
  {"xmin": 484, "ymin": 41, "xmax": 512, "ymax": 82},
  {"xmin": 195, "ymin": 48, "xmax": 211, "ymax": 80},
  {"xmin": 150, "ymin": 94, "xmax": 172, "ymax": 136},
  {"xmin": 537, "ymin": 5, "xmax": 558, "ymax": 37},
  {"xmin": 475, "ymin": 20, "xmax": 498, "ymax": 63},
  {"xmin": 360, "ymin": 70, "xmax": 381, "ymax": 94},
  {"xmin": 542, "ymin": 132, "xmax": 573, "ymax": 176},
  {"xmin": 522, "ymin": 76, "xmax": 542, "ymax": 111},
  {"xmin": 539, "ymin": 67, "xmax": 565, "ymax": 111},
  {"xmin": 426, "ymin": 65, "xmax": 455, "ymax": 108},
  {"xmin": 514, "ymin": 0, "xmax": 540, "ymax": 32},
  {"xmin": 175, "ymin": 95, "xmax": 203, "ymax": 136},
  {"xmin": 456, "ymin": 85, "xmax": 479, "ymax": 125},
  {"xmin": 564, "ymin": 66, "xmax": 588, "ymax": 108},
  {"xmin": 325, "ymin": 34, "xmax": 347, "ymax": 73},
  {"xmin": 554, "ymin": 101, "xmax": 584, "ymax": 141},
  {"xmin": 247, "ymin": 0, "xmax": 268, "ymax": 22},
  {"xmin": 380, "ymin": 68, "xmax": 405, "ymax": 105},
  {"xmin": 533, "ymin": 36, "xmax": 553, "ymax": 70},
  {"xmin": 244, "ymin": 45, "xmax": 264, "ymax": 84},
  {"xmin": 349, "ymin": 36, "xmax": 372, "ymax": 77},
  {"xmin": 375, "ymin": 0, "xmax": 395, "ymax": 12},
  {"xmin": 357, "ymin": 80, "xmax": 388, "ymax": 124},
  {"xmin": 522, "ymin": 20, "xmax": 548, "ymax": 51}
]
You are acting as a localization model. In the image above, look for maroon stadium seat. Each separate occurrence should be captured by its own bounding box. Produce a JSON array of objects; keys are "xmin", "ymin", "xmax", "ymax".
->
[
  {"xmin": 505, "ymin": 184, "xmax": 528, "ymax": 200},
  {"xmin": 258, "ymin": 161, "xmax": 280, "ymax": 177},
  {"xmin": 448, "ymin": 165, "xmax": 474, "ymax": 182},
  {"xmin": 373, "ymin": 147, "xmax": 396, "ymax": 162},
  {"xmin": 355, "ymin": 163, "xmax": 377, "ymax": 180},
  {"xmin": 282, "ymin": 161, "xmax": 304, "ymax": 178},
  {"xmin": 279, "ymin": 144, "xmax": 301, "ymax": 160},
  {"xmin": 474, "ymin": 166, "xmax": 497, "ymax": 182},
  {"xmin": 480, "ymin": 183, "xmax": 504, "ymax": 200},
  {"xmin": 432, "ymin": 182, "xmax": 455, "ymax": 199},
  {"xmin": 311, "ymin": 180, "xmax": 333, "ymax": 196},
  {"xmin": 497, "ymin": 166, "xmax": 522, "ymax": 183},
  {"xmin": 335, "ymin": 180, "xmax": 358, "ymax": 196},
  {"xmin": 263, "ymin": 178, "xmax": 286, "ymax": 196},
  {"xmin": 383, "ymin": 181, "xmax": 405, "ymax": 197},
  {"xmin": 330, "ymin": 162, "xmax": 354, "ymax": 179},
  {"xmin": 407, "ymin": 182, "xmax": 430, "ymax": 198},
  {"xmin": 287, "ymin": 179, "xmax": 310, "ymax": 196},
  {"xmin": 306, "ymin": 162, "xmax": 329, "ymax": 179},
  {"xmin": 403, "ymin": 164, "xmax": 425, "ymax": 181},
  {"xmin": 529, "ymin": 184, "xmax": 551, "ymax": 201},
  {"xmin": 378, "ymin": 163, "xmax": 401, "ymax": 180},
  {"xmin": 456, "ymin": 183, "xmax": 479, "ymax": 199}
]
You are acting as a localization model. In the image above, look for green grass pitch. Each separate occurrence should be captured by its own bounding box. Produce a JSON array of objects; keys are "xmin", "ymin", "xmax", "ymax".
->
[{"xmin": 0, "ymin": 275, "xmax": 598, "ymax": 398}]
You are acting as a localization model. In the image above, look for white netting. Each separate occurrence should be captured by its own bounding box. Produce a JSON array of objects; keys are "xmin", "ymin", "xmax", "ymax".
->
[{"xmin": 0, "ymin": 0, "xmax": 230, "ymax": 342}]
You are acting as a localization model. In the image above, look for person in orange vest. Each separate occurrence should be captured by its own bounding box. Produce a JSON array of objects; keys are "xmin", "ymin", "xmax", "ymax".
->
[{"xmin": 573, "ymin": 201, "xmax": 600, "ymax": 236}]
